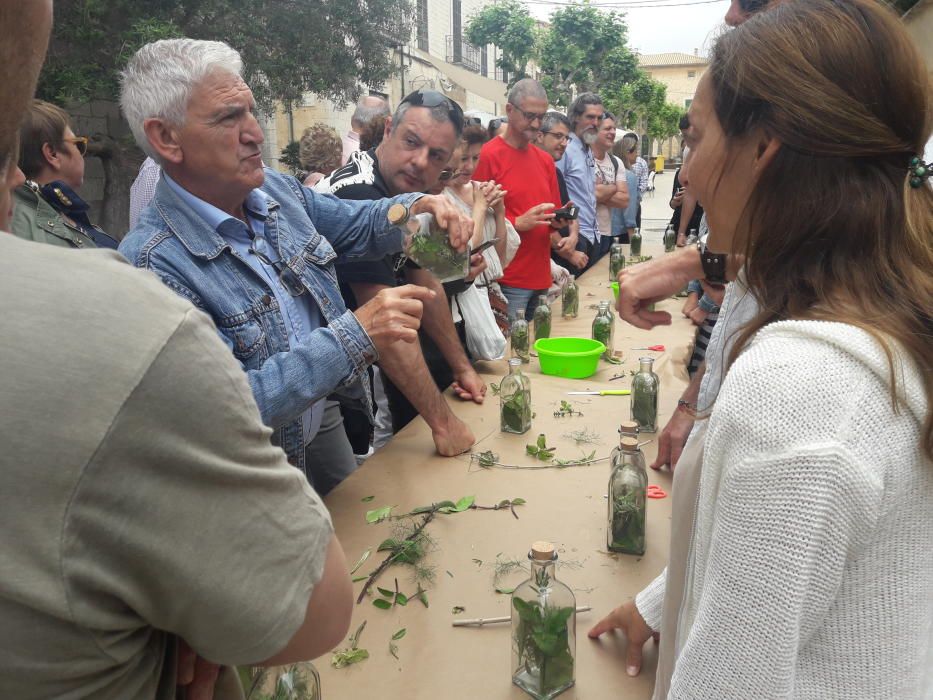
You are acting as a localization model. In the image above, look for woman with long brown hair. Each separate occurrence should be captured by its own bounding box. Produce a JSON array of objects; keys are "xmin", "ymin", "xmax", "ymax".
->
[{"xmin": 590, "ymin": 0, "xmax": 933, "ymax": 697}]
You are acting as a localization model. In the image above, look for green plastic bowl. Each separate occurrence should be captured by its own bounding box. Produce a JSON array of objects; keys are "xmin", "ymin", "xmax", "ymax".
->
[
  {"xmin": 534, "ymin": 337, "xmax": 606, "ymax": 379},
  {"xmin": 611, "ymin": 281, "xmax": 619, "ymax": 301}
]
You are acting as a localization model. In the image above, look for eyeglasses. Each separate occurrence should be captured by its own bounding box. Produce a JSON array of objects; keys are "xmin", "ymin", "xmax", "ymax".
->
[
  {"xmin": 64, "ymin": 136, "xmax": 88, "ymax": 157},
  {"xmin": 438, "ymin": 169, "xmax": 460, "ymax": 182},
  {"xmin": 509, "ymin": 103, "xmax": 547, "ymax": 123},
  {"xmin": 246, "ymin": 223, "xmax": 306, "ymax": 297},
  {"xmin": 540, "ymin": 131, "xmax": 569, "ymax": 143},
  {"xmin": 399, "ymin": 89, "xmax": 464, "ymax": 132}
]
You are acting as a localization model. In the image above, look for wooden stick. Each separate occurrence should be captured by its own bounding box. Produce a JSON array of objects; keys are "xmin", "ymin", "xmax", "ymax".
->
[
  {"xmin": 452, "ymin": 605, "xmax": 592, "ymax": 627},
  {"xmin": 356, "ymin": 510, "xmax": 436, "ymax": 604}
]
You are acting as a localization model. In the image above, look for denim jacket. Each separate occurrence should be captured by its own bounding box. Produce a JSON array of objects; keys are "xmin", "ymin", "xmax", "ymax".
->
[{"xmin": 119, "ymin": 168, "xmax": 421, "ymax": 471}]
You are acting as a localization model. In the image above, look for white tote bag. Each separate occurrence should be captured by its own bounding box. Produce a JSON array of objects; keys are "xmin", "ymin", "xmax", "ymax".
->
[{"xmin": 456, "ymin": 284, "xmax": 507, "ymax": 361}]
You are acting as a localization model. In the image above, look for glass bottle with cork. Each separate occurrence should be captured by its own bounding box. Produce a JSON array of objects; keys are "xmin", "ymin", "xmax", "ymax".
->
[
  {"xmin": 609, "ymin": 243, "xmax": 625, "ymax": 280},
  {"xmin": 591, "ymin": 301, "xmax": 614, "ymax": 361},
  {"xmin": 511, "ymin": 541, "xmax": 576, "ymax": 699},
  {"xmin": 500, "ymin": 358, "xmax": 532, "ymax": 434},
  {"xmin": 511, "ymin": 315, "xmax": 530, "ymax": 363},
  {"xmin": 533, "ymin": 294, "xmax": 552, "ymax": 342},
  {"xmin": 629, "ymin": 227, "xmax": 642, "ymax": 257},
  {"xmin": 663, "ymin": 224, "xmax": 676, "ymax": 252},
  {"xmin": 607, "ymin": 436, "xmax": 647, "ymax": 555},
  {"xmin": 631, "ymin": 357, "xmax": 659, "ymax": 432},
  {"xmin": 561, "ymin": 278, "xmax": 578, "ymax": 319}
]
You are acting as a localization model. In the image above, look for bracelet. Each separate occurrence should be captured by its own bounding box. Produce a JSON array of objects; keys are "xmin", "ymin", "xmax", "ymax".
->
[{"xmin": 677, "ymin": 399, "xmax": 697, "ymax": 415}]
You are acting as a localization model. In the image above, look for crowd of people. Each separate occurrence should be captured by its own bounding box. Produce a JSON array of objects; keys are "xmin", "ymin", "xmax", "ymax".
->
[{"xmin": 0, "ymin": 0, "xmax": 930, "ymax": 697}]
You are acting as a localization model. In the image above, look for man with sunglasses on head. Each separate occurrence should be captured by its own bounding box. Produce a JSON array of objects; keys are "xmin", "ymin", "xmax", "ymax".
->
[
  {"xmin": 119, "ymin": 40, "xmax": 472, "ymax": 495},
  {"xmin": 11, "ymin": 99, "xmax": 118, "ymax": 249},
  {"xmin": 472, "ymin": 78, "xmax": 568, "ymax": 321},
  {"xmin": 316, "ymin": 89, "xmax": 482, "ymax": 456},
  {"xmin": 557, "ymin": 92, "xmax": 605, "ymax": 270}
]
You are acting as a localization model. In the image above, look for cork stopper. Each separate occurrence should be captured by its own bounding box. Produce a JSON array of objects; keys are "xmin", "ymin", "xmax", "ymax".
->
[
  {"xmin": 619, "ymin": 421, "xmax": 639, "ymax": 437},
  {"xmin": 387, "ymin": 203, "xmax": 409, "ymax": 226},
  {"xmin": 530, "ymin": 541, "xmax": 556, "ymax": 561},
  {"xmin": 620, "ymin": 436, "xmax": 639, "ymax": 452}
]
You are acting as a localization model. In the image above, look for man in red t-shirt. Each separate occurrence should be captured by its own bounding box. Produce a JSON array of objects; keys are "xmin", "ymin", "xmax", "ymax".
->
[{"xmin": 473, "ymin": 79, "xmax": 568, "ymax": 321}]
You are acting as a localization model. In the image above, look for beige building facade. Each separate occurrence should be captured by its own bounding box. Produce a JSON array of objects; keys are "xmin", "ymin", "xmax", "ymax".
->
[
  {"xmin": 264, "ymin": 0, "xmax": 511, "ymax": 173},
  {"xmin": 637, "ymin": 51, "xmax": 708, "ymax": 164}
]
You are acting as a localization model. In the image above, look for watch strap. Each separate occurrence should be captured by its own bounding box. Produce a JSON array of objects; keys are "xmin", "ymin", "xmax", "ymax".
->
[{"xmin": 697, "ymin": 241, "xmax": 727, "ymax": 285}]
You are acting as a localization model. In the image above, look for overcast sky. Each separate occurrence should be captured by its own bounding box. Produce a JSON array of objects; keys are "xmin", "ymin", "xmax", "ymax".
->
[{"xmin": 526, "ymin": 0, "xmax": 732, "ymax": 57}]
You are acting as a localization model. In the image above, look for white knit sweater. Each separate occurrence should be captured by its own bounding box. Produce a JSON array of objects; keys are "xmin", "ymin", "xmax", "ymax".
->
[{"xmin": 637, "ymin": 320, "xmax": 933, "ymax": 699}]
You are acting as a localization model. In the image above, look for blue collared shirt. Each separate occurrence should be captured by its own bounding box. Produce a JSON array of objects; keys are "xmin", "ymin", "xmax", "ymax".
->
[
  {"xmin": 556, "ymin": 132, "xmax": 599, "ymax": 244},
  {"xmin": 163, "ymin": 175, "xmax": 325, "ymax": 444}
]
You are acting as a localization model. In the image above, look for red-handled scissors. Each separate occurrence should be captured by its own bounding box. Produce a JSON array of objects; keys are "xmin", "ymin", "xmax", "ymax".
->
[
  {"xmin": 647, "ymin": 484, "xmax": 668, "ymax": 499},
  {"xmin": 631, "ymin": 345, "xmax": 665, "ymax": 352}
]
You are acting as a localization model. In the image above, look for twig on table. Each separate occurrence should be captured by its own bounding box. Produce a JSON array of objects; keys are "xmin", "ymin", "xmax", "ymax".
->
[{"xmin": 356, "ymin": 510, "xmax": 437, "ymax": 604}]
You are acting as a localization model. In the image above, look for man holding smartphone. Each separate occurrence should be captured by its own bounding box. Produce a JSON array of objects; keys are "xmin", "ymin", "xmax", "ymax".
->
[{"xmin": 473, "ymin": 78, "xmax": 566, "ymax": 321}]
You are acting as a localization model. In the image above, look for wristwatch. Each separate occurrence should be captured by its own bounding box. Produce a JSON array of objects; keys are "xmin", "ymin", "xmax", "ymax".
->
[{"xmin": 697, "ymin": 240, "xmax": 728, "ymax": 285}]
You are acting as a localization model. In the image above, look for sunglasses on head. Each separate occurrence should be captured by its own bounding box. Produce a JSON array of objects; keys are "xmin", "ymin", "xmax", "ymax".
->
[
  {"xmin": 399, "ymin": 89, "xmax": 464, "ymax": 132},
  {"xmin": 64, "ymin": 136, "xmax": 88, "ymax": 157}
]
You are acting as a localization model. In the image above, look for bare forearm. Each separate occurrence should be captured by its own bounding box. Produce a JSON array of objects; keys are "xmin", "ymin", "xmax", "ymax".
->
[
  {"xmin": 377, "ymin": 337, "xmax": 456, "ymax": 432},
  {"xmin": 678, "ymin": 194, "xmax": 698, "ymax": 236},
  {"xmin": 595, "ymin": 183, "xmax": 617, "ymax": 204},
  {"xmin": 406, "ymin": 269, "xmax": 471, "ymax": 373},
  {"xmin": 493, "ymin": 211, "xmax": 509, "ymax": 263}
]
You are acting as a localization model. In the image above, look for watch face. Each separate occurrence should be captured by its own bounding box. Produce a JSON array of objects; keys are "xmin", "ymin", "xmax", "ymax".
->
[{"xmin": 387, "ymin": 203, "xmax": 409, "ymax": 225}]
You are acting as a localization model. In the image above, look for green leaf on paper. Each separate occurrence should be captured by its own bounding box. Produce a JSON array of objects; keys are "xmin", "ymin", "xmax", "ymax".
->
[
  {"xmin": 372, "ymin": 598, "xmax": 392, "ymax": 610},
  {"xmin": 391, "ymin": 628, "xmax": 407, "ymax": 641},
  {"xmin": 349, "ymin": 548, "xmax": 372, "ymax": 575},
  {"xmin": 361, "ymin": 495, "xmax": 375, "ymax": 502},
  {"xmin": 365, "ymin": 505, "xmax": 395, "ymax": 523}
]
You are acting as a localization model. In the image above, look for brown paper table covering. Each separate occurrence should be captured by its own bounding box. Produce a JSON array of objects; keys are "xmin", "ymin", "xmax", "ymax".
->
[{"xmin": 317, "ymin": 245, "xmax": 694, "ymax": 699}]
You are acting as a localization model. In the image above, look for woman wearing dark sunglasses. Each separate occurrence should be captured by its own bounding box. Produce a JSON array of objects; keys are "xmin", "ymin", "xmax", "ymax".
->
[{"xmin": 10, "ymin": 99, "xmax": 117, "ymax": 249}]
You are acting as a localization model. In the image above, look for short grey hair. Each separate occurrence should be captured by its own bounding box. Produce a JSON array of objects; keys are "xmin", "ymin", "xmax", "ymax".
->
[
  {"xmin": 541, "ymin": 111, "xmax": 570, "ymax": 134},
  {"xmin": 351, "ymin": 96, "xmax": 390, "ymax": 129},
  {"xmin": 568, "ymin": 91, "xmax": 603, "ymax": 129},
  {"xmin": 508, "ymin": 78, "xmax": 547, "ymax": 107},
  {"xmin": 391, "ymin": 100, "xmax": 463, "ymax": 138},
  {"xmin": 120, "ymin": 38, "xmax": 243, "ymax": 161}
]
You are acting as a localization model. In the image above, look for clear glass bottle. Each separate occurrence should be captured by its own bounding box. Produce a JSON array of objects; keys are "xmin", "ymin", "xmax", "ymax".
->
[
  {"xmin": 511, "ymin": 541, "xmax": 576, "ymax": 699},
  {"xmin": 591, "ymin": 300, "xmax": 614, "ymax": 361},
  {"xmin": 631, "ymin": 356, "xmax": 659, "ymax": 432},
  {"xmin": 662, "ymin": 224, "xmax": 676, "ymax": 252},
  {"xmin": 533, "ymin": 295, "xmax": 551, "ymax": 342},
  {"xmin": 609, "ymin": 243, "xmax": 625, "ymax": 280},
  {"xmin": 388, "ymin": 203, "xmax": 469, "ymax": 283},
  {"xmin": 629, "ymin": 227, "xmax": 642, "ymax": 257},
  {"xmin": 500, "ymin": 358, "xmax": 532, "ymax": 434},
  {"xmin": 561, "ymin": 278, "xmax": 578, "ymax": 319},
  {"xmin": 685, "ymin": 227, "xmax": 699, "ymax": 246},
  {"xmin": 511, "ymin": 315, "xmax": 530, "ymax": 363},
  {"xmin": 607, "ymin": 437, "xmax": 647, "ymax": 555}
]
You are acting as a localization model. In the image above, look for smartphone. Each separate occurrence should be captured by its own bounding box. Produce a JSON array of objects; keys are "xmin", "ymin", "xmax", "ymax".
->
[{"xmin": 553, "ymin": 204, "xmax": 579, "ymax": 221}]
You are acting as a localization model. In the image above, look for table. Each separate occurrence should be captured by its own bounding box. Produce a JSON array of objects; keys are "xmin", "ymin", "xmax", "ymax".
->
[{"xmin": 317, "ymin": 247, "xmax": 694, "ymax": 699}]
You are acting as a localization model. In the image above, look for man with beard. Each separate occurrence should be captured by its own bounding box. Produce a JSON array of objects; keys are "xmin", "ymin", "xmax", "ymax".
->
[
  {"xmin": 557, "ymin": 92, "xmax": 604, "ymax": 269},
  {"xmin": 471, "ymin": 78, "xmax": 565, "ymax": 322}
]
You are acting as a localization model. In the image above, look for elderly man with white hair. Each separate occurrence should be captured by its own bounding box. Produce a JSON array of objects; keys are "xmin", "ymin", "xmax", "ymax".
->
[{"xmin": 119, "ymin": 38, "xmax": 471, "ymax": 495}]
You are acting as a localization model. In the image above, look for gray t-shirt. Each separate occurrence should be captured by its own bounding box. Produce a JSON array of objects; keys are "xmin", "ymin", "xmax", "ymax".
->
[{"xmin": 0, "ymin": 236, "xmax": 333, "ymax": 699}]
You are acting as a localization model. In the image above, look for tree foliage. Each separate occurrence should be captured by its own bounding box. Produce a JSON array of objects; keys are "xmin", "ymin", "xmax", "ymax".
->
[
  {"xmin": 38, "ymin": 0, "xmax": 414, "ymax": 111},
  {"xmin": 464, "ymin": 0, "xmax": 537, "ymax": 82},
  {"xmin": 466, "ymin": 0, "xmax": 682, "ymax": 139},
  {"xmin": 536, "ymin": 3, "xmax": 640, "ymax": 107}
]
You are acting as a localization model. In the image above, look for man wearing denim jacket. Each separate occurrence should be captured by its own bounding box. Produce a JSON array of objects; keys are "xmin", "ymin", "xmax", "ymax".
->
[{"xmin": 118, "ymin": 39, "xmax": 471, "ymax": 494}]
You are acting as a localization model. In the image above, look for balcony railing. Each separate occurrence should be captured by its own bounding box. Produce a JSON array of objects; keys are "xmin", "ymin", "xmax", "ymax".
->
[{"xmin": 446, "ymin": 35, "xmax": 482, "ymax": 73}]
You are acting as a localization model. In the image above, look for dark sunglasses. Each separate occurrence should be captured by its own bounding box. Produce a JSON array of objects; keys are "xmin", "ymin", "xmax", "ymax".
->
[
  {"xmin": 246, "ymin": 225, "xmax": 306, "ymax": 297},
  {"xmin": 400, "ymin": 89, "xmax": 464, "ymax": 132},
  {"xmin": 489, "ymin": 117, "xmax": 507, "ymax": 130},
  {"xmin": 438, "ymin": 169, "xmax": 460, "ymax": 182}
]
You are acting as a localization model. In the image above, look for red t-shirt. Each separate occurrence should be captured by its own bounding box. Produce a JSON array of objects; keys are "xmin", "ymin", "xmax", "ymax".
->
[{"xmin": 472, "ymin": 137, "xmax": 561, "ymax": 290}]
